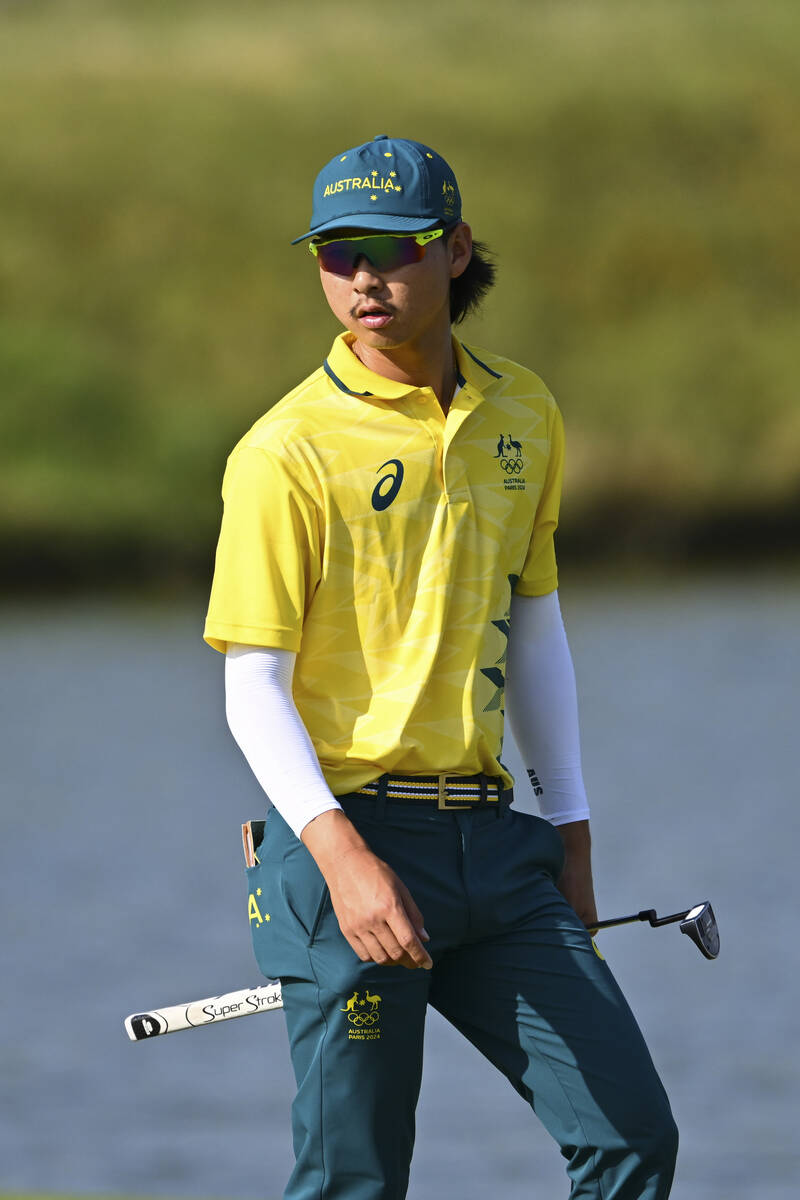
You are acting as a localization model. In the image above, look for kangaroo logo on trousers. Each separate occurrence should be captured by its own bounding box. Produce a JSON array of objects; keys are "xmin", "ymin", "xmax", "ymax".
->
[{"xmin": 341, "ymin": 989, "xmax": 382, "ymax": 1041}]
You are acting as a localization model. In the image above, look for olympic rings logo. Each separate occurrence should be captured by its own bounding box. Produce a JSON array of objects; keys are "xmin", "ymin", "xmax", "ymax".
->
[
  {"xmin": 500, "ymin": 457, "xmax": 524, "ymax": 474},
  {"xmin": 348, "ymin": 1011, "xmax": 379, "ymax": 1026}
]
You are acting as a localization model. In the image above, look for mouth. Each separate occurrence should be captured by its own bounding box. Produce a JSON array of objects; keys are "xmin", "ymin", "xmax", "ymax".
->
[{"xmin": 353, "ymin": 304, "xmax": 394, "ymax": 330}]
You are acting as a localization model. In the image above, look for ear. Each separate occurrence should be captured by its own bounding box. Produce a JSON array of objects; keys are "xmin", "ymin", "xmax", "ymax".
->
[{"xmin": 447, "ymin": 222, "xmax": 473, "ymax": 280}]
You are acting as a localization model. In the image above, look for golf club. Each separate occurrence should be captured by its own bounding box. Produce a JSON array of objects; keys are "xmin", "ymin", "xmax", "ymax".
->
[
  {"xmin": 593, "ymin": 901, "xmax": 719, "ymax": 959},
  {"xmin": 124, "ymin": 900, "xmax": 718, "ymax": 1041}
]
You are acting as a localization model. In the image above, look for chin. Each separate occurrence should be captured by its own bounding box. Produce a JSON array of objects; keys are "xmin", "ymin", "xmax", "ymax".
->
[{"xmin": 353, "ymin": 327, "xmax": 403, "ymax": 350}]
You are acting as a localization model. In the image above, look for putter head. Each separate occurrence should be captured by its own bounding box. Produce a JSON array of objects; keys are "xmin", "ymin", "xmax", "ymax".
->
[{"xmin": 680, "ymin": 902, "xmax": 719, "ymax": 959}]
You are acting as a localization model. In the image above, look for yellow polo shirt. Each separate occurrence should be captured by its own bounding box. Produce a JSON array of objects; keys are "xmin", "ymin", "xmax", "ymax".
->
[{"xmin": 204, "ymin": 332, "xmax": 564, "ymax": 795}]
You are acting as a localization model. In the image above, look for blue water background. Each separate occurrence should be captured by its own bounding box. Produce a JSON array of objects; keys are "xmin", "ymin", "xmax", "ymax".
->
[{"xmin": 1, "ymin": 574, "xmax": 798, "ymax": 1198}]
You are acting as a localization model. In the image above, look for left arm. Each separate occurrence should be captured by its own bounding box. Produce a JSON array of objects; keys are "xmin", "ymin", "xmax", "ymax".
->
[{"xmin": 505, "ymin": 590, "xmax": 598, "ymax": 929}]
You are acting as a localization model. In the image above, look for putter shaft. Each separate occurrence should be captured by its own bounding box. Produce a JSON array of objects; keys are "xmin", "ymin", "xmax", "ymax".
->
[{"xmin": 594, "ymin": 907, "xmax": 689, "ymax": 930}]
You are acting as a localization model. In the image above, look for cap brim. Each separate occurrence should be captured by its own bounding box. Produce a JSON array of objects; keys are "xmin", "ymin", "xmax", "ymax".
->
[{"xmin": 291, "ymin": 214, "xmax": 441, "ymax": 245}]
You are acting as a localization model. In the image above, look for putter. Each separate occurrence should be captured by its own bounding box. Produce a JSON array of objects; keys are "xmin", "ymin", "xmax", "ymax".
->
[{"xmin": 593, "ymin": 901, "xmax": 719, "ymax": 959}]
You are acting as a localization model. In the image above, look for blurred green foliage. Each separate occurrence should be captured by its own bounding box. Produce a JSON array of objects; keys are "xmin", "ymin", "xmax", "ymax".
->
[{"xmin": 1, "ymin": 0, "xmax": 798, "ymax": 587}]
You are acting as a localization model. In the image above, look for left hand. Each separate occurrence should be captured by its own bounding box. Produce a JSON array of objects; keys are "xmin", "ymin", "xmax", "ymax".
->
[{"xmin": 554, "ymin": 819, "xmax": 599, "ymax": 932}]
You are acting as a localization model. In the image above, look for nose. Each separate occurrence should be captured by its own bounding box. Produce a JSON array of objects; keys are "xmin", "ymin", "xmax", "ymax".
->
[{"xmin": 352, "ymin": 255, "xmax": 384, "ymax": 290}]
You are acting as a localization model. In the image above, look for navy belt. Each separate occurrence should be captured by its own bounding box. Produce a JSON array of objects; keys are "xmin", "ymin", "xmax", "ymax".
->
[{"xmin": 356, "ymin": 772, "xmax": 511, "ymax": 811}]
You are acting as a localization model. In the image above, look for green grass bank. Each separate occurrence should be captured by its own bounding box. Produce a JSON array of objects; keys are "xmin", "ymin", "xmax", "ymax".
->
[{"xmin": 1, "ymin": 0, "xmax": 798, "ymax": 588}]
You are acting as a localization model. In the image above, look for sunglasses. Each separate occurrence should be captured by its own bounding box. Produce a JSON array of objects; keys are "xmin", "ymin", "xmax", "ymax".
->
[{"xmin": 308, "ymin": 228, "xmax": 444, "ymax": 276}]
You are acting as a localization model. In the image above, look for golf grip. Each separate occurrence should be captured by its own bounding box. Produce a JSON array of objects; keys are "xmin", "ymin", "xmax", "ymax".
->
[{"xmin": 124, "ymin": 981, "xmax": 283, "ymax": 1041}]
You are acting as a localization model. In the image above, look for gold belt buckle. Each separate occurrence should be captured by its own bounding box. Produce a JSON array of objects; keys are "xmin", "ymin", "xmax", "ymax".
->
[{"xmin": 437, "ymin": 774, "xmax": 469, "ymax": 810}]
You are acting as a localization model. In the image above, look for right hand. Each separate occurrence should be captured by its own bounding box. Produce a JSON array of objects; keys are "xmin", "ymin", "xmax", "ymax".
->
[{"xmin": 301, "ymin": 810, "xmax": 432, "ymax": 970}]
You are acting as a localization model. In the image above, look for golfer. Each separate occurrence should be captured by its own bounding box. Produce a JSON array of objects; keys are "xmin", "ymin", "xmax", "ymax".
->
[{"xmin": 204, "ymin": 134, "xmax": 678, "ymax": 1199}]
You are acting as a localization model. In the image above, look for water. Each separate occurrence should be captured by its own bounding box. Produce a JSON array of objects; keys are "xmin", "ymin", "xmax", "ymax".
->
[{"xmin": 1, "ymin": 575, "xmax": 799, "ymax": 1198}]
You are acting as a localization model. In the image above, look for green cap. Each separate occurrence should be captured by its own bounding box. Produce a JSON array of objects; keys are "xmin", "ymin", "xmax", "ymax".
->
[{"xmin": 292, "ymin": 134, "xmax": 462, "ymax": 243}]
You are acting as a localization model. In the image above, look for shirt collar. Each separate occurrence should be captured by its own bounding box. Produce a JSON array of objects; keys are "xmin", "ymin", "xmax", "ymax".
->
[
  {"xmin": 453, "ymin": 339, "xmax": 503, "ymax": 390},
  {"xmin": 323, "ymin": 332, "xmax": 503, "ymax": 401}
]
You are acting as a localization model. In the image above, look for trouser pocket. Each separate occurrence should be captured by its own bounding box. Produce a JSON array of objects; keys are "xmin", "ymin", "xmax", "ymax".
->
[{"xmin": 244, "ymin": 811, "xmax": 332, "ymax": 980}]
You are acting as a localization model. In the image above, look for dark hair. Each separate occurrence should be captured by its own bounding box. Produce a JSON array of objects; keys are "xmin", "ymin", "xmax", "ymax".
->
[{"xmin": 449, "ymin": 236, "xmax": 497, "ymax": 325}]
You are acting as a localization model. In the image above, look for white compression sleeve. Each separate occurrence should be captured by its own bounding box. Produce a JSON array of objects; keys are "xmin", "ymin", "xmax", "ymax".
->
[
  {"xmin": 505, "ymin": 590, "xmax": 591, "ymax": 825},
  {"xmin": 224, "ymin": 645, "xmax": 343, "ymax": 839}
]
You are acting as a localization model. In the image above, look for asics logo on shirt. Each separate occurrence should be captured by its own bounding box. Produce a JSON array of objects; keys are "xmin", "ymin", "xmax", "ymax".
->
[{"xmin": 371, "ymin": 459, "xmax": 404, "ymax": 511}]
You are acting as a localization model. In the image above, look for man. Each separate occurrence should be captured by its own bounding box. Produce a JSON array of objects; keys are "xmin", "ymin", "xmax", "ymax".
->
[{"xmin": 204, "ymin": 135, "xmax": 678, "ymax": 1199}]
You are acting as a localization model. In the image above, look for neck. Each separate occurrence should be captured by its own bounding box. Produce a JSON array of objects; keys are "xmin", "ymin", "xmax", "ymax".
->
[{"xmin": 351, "ymin": 320, "xmax": 457, "ymax": 413}]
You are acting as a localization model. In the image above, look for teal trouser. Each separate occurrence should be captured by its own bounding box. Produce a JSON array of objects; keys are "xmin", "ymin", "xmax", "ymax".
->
[{"xmin": 247, "ymin": 797, "xmax": 678, "ymax": 1200}]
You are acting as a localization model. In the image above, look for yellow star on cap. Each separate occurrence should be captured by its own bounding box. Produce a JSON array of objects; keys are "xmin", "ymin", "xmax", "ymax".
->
[
  {"xmin": 370, "ymin": 194, "xmax": 377, "ymax": 201},
  {"xmin": 256, "ymin": 888, "xmax": 262, "ymax": 896},
  {"xmin": 265, "ymin": 913, "xmax": 271, "ymax": 922},
  {"xmin": 389, "ymin": 170, "xmax": 396, "ymax": 177}
]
